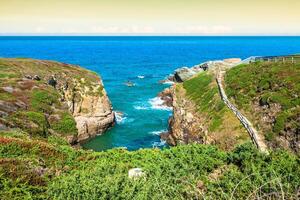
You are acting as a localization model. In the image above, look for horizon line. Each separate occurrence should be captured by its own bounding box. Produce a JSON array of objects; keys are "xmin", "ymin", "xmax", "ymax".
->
[{"xmin": 0, "ymin": 34, "xmax": 300, "ymax": 37}]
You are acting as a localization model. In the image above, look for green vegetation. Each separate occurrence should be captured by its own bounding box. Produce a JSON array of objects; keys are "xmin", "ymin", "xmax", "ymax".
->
[
  {"xmin": 183, "ymin": 73, "xmax": 226, "ymax": 131},
  {"xmin": 0, "ymin": 131, "xmax": 82, "ymax": 200},
  {"xmin": 0, "ymin": 72, "xmax": 17, "ymax": 79},
  {"xmin": 225, "ymin": 62, "xmax": 300, "ymax": 149},
  {"xmin": 30, "ymin": 89, "xmax": 60, "ymax": 114},
  {"xmin": 8, "ymin": 111, "xmax": 49, "ymax": 137},
  {"xmin": 51, "ymin": 113, "xmax": 77, "ymax": 136},
  {"xmin": 179, "ymin": 72, "xmax": 248, "ymax": 150},
  {"xmin": 0, "ymin": 131, "xmax": 299, "ymax": 199},
  {"xmin": 0, "ymin": 91, "xmax": 16, "ymax": 101},
  {"xmin": 0, "ymin": 58, "xmax": 105, "ymax": 141}
]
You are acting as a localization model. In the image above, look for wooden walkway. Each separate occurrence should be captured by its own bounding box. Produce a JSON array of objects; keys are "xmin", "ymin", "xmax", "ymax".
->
[{"xmin": 216, "ymin": 69, "xmax": 268, "ymax": 153}]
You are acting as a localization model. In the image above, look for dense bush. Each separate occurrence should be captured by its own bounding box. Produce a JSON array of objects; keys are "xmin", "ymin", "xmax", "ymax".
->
[
  {"xmin": 51, "ymin": 112, "xmax": 77, "ymax": 136},
  {"xmin": 46, "ymin": 143, "xmax": 299, "ymax": 200},
  {"xmin": 0, "ymin": 132, "xmax": 299, "ymax": 200},
  {"xmin": 48, "ymin": 145, "xmax": 226, "ymax": 200},
  {"xmin": 8, "ymin": 111, "xmax": 49, "ymax": 137}
]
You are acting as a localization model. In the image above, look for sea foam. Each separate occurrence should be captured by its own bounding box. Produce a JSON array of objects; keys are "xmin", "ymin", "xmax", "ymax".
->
[
  {"xmin": 149, "ymin": 97, "xmax": 172, "ymax": 111},
  {"xmin": 150, "ymin": 129, "xmax": 167, "ymax": 135},
  {"xmin": 152, "ymin": 139, "xmax": 167, "ymax": 148},
  {"xmin": 162, "ymin": 80, "xmax": 174, "ymax": 85},
  {"xmin": 133, "ymin": 105, "xmax": 148, "ymax": 110},
  {"xmin": 114, "ymin": 111, "xmax": 127, "ymax": 124}
]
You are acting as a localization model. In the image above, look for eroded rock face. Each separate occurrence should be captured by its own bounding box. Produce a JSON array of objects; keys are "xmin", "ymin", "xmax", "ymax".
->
[
  {"xmin": 157, "ymin": 88, "xmax": 173, "ymax": 108},
  {"xmin": 174, "ymin": 67, "xmax": 198, "ymax": 82},
  {"xmin": 48, "ymin": 71, "xmax": 115, "ymax": 143},
  {"xmin": 73, "ymin": 97, "xmax": 114, "ymax": 143},
  {"xmin": 163, "ymin": 86, "xmax": 206, "ymax": 146}
]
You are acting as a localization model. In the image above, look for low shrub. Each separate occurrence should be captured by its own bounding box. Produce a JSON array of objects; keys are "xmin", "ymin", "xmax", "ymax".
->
[
  {"xmin": 30, "ymin": 89, "xmax": 59, "ymax": 114},
  {"xmin": 8, "ymin": 111, "xmax": 49, "ymax": 137},
  {"xmin": 51, "ymin": 112, "xmax": 77, "ymax": 136}
]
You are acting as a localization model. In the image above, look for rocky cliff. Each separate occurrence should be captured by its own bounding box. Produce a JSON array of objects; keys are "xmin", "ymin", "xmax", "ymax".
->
[
  {"xmin": 163, "ymin": 58, "xmax": 249, "ymax": 150},
  {"xmin": 0, "ymin": 58, "xmax": 114, "ymax": 144},
  {"xmin": 165, "ymin": 85, "xmax": 207, "ymax": 145}
]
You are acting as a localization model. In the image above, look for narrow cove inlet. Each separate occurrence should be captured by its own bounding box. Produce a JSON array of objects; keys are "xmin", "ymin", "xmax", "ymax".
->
[
  {"xmin": 1, "ymin": 36, "xmax": 300, "ymax": 151},
  {"xmin": 2, "ymin": 1, "xmax": 300, "ymax": 198}
]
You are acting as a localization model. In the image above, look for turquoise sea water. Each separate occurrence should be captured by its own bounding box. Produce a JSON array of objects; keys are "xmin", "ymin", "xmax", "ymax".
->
[{"xmin": 0, "ymin": 36, "xmax": 300, "ymax": 151}]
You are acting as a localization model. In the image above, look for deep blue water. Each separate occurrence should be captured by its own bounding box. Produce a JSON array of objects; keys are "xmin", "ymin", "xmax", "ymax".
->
[{"xmin": 0, "ymin": 36, "xmax": 300, "ymax": 151}]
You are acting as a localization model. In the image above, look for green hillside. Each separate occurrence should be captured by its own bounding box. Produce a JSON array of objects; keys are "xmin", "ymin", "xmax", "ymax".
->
[
  {"xmin": 181, "ymin": 72, "xmax": 248, "ymax": 150},
  {"xmin": 225, "ymin": 61, "xmax": 300, "ymax": 152}
]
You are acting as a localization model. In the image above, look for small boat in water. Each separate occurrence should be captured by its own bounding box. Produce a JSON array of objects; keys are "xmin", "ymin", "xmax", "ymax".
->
[{"xmin": 124, "ymin": 81, "xmax": 135, "ymax": 87}]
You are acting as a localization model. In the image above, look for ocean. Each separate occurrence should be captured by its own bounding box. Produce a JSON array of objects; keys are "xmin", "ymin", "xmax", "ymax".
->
[{"xmin": 0, "ymin": 36, "xmax": 300, "ymax": 151}]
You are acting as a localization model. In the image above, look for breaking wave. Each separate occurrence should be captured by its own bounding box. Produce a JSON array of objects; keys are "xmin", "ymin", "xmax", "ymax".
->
[
  {"xmin": 114, "ymin": 111, "xmax": 127, "ymax": 124},
  {"xmin": 149, "ymin": 97, "xmax": 172, "ymax": 111},
  {"xmin": 150, "ymin": 129, "xmax": 167, "ymax": 136},
  {"xmin": 152, "ymin": 139, "xmax": 167, "ymax": 148}
]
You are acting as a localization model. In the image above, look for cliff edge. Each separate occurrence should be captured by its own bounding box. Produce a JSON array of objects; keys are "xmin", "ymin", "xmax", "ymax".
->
[
  {"xmin": 163, "ymin": 59, "xmax": 249, "ymax": 150},
  {"xmin": 0, "ymin": 58, "xmax": 114, "ymax": 144}
]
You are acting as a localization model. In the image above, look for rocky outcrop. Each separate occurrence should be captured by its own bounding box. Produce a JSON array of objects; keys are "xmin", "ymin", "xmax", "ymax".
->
[
  {"xmin": 163, "ymin": 86, "xmax": 207, "ymax": 145},
  {"xmin": 52, "ymin": 73, "xmax": 115, "ymax": 143},
  {"xmin": 173, "ymin": 67, "xmax": 201, "ymax": 82},
  {"xmin": 157, "ymin": 88, "xmax": 173, "ymax": 107},
  {"xmin": 0, "ymin": 58, "xmax": 114, "ymax": 144},
  {"xmin": 163, "ymin": 58, "xmax": 241, "ymax": 83},
  {"xmin": 128, "ymin": 168, "xmax": 145, "ymax": 179}
]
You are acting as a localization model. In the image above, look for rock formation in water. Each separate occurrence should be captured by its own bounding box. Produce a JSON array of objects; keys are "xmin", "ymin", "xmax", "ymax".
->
[{"xmin": 0, "ymin": 58, "xmax": 114, "ymax": 144}]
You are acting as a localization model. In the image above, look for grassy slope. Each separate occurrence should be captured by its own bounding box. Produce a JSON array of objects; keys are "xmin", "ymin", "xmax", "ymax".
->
[
  {"xmin": 0, "ymin": 131, "xmax": 299, "ymax": 199},
  {"xmin": 182, "ymin": 72, "xmax": 248, "ymax": 150},
  {"xmin": 225, "ymin": 61, "xmax": 300, "ymax": 151}
]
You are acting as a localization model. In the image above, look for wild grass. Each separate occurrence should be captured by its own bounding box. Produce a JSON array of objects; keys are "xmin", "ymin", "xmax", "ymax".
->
[
  {"xmin": 183, "ymin": 72, "xmax": 227, "ymax": 131},
  {"xmin": 181, "ymin": 72, "xmax": 248, "ymax": 149},
  {"xmin": 225, "ymin": 61, "xmax": 300, "ymax": 147},
  {"xmin": 8, "ymin": 111, "xmax": 49, "ymax": 137},
  {"xmin": 30, "ymin": 89, "xmax": 60, "ymax": 114}
]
